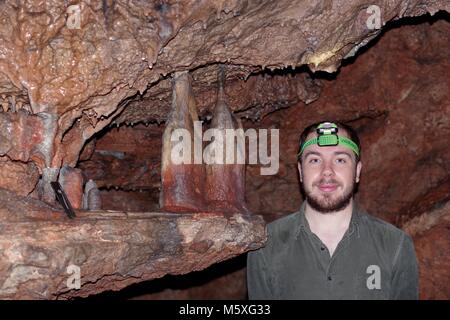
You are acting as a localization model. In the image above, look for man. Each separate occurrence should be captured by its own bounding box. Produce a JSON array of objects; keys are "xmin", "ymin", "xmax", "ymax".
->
[{"xmin": 247, "ymin": 121, "xmax": 419, "ymax": 299}]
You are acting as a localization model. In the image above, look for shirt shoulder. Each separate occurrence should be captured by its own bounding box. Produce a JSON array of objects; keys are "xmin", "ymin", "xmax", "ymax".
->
[
  {"xmin": 358, "ymin": 212, "xmax": 413, "ymax": 260},
  {"xmin": 265, "ymin": 211, "xmax": 301, "ymax": 247},
  {"xmin": 359, "ymin": 212, "xmax": 408, "ymax": 237},
  {"xmin": 247, "ymin": 211, "xmax": 301, "ymax": 268}
]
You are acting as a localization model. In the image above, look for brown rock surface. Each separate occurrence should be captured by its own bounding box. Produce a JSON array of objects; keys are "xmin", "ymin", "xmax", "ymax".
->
[
  {"xmin": 3, "ymin": 0, "xmax": 447, "ymax": 117},
  {"xmin": 78, "ymin": 124, "xmax": 163, "ymax": 190},
  {"xmin": 0, "ymin": 0, "xmax": 448, "ymax": 300},
  {"xmin": 402, "ymin": 202, "xmax": 450, "ymax": 300},
  {"xmin": 245, "ymin": 18, "xmax": 450, "ymax": 224},
  {"xmin": 72, "ymin": 15, "xmax": 450, "ymax": 300},
  {"xmin": 82, "ymin": 17, "xmax": 450, "ymax": 223},
  {"xmin": 0, "ymin": 189, "xmax": 266, "ymax": 299},
  {"xmin": 0, "ymin": 0, "xmax": 448, "ymax": 171},
  {"xmin": 58, "ymin": 165, "xmax": 84, "ymax": 209},
  {"xmin": 0, "ymin": 111, "xmax": 57, "ymax": 168},
  {"xmin": 0, "ymin": 158, "xmax": 39, "ymax": 196}
]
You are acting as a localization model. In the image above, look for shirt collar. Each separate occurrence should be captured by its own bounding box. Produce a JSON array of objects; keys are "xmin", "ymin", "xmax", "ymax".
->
[{"xmin": 295, "ymin": 200, "xmax": 361, "ymax": 239}]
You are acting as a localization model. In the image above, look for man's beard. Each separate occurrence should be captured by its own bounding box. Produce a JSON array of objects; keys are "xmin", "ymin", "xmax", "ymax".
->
[{"xmin": 303, "ymin": 178, "xmax": 356, "ymax": 214}]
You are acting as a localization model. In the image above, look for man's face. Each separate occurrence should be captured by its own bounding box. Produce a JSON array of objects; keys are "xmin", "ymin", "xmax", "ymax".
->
[{"xmin": 298, "ymin": 130, "xmax": 362, "ymax": 213}]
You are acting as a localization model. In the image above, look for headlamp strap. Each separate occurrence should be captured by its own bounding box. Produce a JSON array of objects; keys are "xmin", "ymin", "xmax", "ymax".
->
[{"xmin": 299, "ymin": 122, "xmax": 360, "ymax": 157}]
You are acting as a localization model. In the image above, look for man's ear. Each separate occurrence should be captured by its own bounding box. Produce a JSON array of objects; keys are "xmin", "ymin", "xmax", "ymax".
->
[
  {"xmin": 297, "ymin": 162, "xmax": 303, "ymax": 182},
  {"xmin": 355, "ymin": 161, "xmax": 362, "ymax": 183}
]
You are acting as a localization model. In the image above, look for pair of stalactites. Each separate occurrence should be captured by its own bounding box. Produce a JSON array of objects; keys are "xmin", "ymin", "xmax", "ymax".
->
[{"xmin": 160, "ymin": 66, "xmax": 248, "ymax": 213}]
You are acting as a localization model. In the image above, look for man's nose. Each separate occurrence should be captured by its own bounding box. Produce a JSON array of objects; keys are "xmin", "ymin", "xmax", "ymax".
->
[{"xmin": 321, "ymin": 161, "xmax": 335, "ymax": 177}]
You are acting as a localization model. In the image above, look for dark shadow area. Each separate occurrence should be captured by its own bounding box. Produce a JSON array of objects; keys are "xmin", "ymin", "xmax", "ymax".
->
[{"xmin": 87, "ymin": 254, "xmax": 247, "ymax": 300}]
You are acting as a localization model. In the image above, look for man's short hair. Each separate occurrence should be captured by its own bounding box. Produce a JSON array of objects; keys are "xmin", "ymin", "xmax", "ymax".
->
[{"xmin": 297, "ymin": 121, "xmax": 362, "ymax": 162}]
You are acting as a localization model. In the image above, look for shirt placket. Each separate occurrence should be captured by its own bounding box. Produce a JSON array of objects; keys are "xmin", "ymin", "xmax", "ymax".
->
[{"xmin": 325, "ymin": 223, "xmax": 356, "ymax": 296}]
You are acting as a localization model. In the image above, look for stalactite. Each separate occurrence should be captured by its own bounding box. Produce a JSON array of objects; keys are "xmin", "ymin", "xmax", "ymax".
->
[
  {"xmin": 160, "ymin": 71, "xmax": 205, "ymax": 212},
  {"xmin": 58, "ymin": 165, "xmax": 83, "ymax": 209},
  {"xmin": 36, "ymin": 112, "xmax": 59, "ymax": 204},
  {"xmin": 40, "ymin": 167, "xmax": 59, "ymax": 204},
  {"xmin": 205, "ymin": 66, "xmax": 249, "ymax": 213}
]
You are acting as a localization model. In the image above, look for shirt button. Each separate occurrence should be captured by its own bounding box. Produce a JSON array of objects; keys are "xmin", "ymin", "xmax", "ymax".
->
[
  {"xmin": 320, "ymin": 246, "xmax": 325, "ymax": 251},
  {"xmin": 328, "ymin": 276, "xmax": 332, "ymax": 281}
]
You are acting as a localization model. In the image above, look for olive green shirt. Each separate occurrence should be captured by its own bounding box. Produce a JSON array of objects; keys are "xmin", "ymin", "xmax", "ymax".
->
[{"xmin": 247, "ymin": 202, "xmax": 419, "ymax": 300}]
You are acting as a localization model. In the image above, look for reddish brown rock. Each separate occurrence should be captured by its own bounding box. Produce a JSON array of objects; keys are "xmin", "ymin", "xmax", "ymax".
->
[
  {"xmin": 78, "ymin": 139, "xmax": 96, "ymax": 162},
  {"xmin": 0, "ymin": 0, "xmax": 448, "ymax": 301},
  {"xmin": 244, "ymin": 19, "xmax": 450, "ymax": 224},
  {"xmin": 85, "ymin": 19, "xmax": 450, "ymax": 223},
  {"xmin": 38, "ymin": 167, "xmax": 60, "ymax": 205},
  {"xmin": 78, "ymin": 124, "xmax": 162, "ymax": 190},
  {"xmin": 99, "ymin": 189, "xmax": 159, "ymax": 213},
  {"xmin": 0, "ymin": 1, "xmax": 447, "ymax": 173},
  {"xmin": 205, "ymin": 67, "xmax": 249, "ymax": 213},
  {"xmin": 0, "ymin": 188, "xmax": 266, "ymax": 299},
  {"xmin": 0, "ymin": 158, "xmax": 39, "ymax": 196},
  {"xmin": 402, "ymin": 202, "xmax": 450, "ymax": 300},
  {"xmin": 2, "ymin": 0, "xmax": 447, "ymax": 121},
  {"xmin": 160, "ymin": 72, "xmax": 206, "ymax": 213},
  {"xmin": 115, "ymin": 69, "xmax": 323, "ymax": 124},
  {"xmin": 72, "ymin": 16, "xmax": 450, "ymax": 300},
  {"xmin": 0, "ymin": 112, "xmax": 57, "ymax": 168},
  {"xmin": 58, "ymin": 166, "xmax": 84, "ymax": 210}
]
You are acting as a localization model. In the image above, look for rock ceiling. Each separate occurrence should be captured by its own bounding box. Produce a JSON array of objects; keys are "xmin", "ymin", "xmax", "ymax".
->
[{"xmin": 0, "ymin": 0, "xmax": 449, "ymax": 171}]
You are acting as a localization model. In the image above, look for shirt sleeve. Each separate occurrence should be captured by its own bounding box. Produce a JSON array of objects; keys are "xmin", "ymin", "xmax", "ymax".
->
[
  {"xmin": 247, "ymin": 249, "xmax": 273, "ymax": 299},
  {"xmin": 390, "ymin": 234, "xmax": 419, "ymax": 300}
]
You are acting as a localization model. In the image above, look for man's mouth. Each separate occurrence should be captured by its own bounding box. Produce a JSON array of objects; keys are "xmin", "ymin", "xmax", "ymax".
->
[{"xmin": 317, "ymin": 183, "xmax": 338, "ymax": 192}]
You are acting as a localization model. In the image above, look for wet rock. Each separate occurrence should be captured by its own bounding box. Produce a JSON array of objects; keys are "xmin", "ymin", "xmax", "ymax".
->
[
  {"xmin": 83, "ymin": 179, "xmax": 102, "ymax": 211},
  {"xmin": 78, "ymin": 124, "xmax": 162, "ymax": 190},
  {"xmin": 402, "ymin": 202, "xmax": 450, "ymax": 299},
  {"xmin": 115, "ymin": 70, "xmax": 323, "ymax": 124},
  {"xmin": 160, "ymin": 72, "xmax": 205, "ymax": 212},
  {"xmin": 59, "ymin": 166, "xmax": 84, "ymax": 210},
  {"xmin": 39, "ymin": 167, "xmax": 59, "ymax": 205},
  {"xmin": 0, "ymin": 189, "xmax": 266, "ymax": 299},
  {"xmin": 244, "ymin": 19, "xmax": 450, "ymax": 224},
  {"xmin": 0, "ymin": 1, "xmax": 447, "ymax": 171},
  {"xmin": 205, "ymin": 67, "xmax": 249, "ymax": 213},
  {"xmin": 0, "ymin": 0, "xmax": 448, "ymax": 301},
  {"xmin": 0, "ymin": 158, "xmax": 39, "ymax": 196}
]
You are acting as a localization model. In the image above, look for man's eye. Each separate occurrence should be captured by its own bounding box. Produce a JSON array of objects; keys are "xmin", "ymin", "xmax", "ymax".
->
[
  {"xmin": 309, "ymin": 158, "xmax": 320, "ymax": 164},
  {"xmin": 336, "ymin": 158, "xmax": 346, "ymax": 164}
]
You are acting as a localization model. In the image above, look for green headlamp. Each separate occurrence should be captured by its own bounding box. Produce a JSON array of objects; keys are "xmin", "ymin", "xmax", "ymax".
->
[{"xmin": 298, "ymin": 122, "xmax": 360, "ymax": 157}]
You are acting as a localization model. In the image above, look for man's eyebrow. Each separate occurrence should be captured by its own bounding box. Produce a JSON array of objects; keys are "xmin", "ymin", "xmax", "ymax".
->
[
  {"xmin": 303, "ymin": 151, "xmax": 321, "ymax": 158},
  {"xmin": 334, "ymin": 151, "xmax": 352, "ymax": 158}
]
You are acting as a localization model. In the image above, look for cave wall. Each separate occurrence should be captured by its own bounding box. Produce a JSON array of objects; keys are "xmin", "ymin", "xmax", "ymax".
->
[
  {"xmin": 247, "ymin": 17, "xmax": 450, "ymax": 225},
  {"xmin": 0, "ymin": 0, "xmax": 448, "ymax": 299},
  {"xmin": 79, "ymin": 124, "xmax": 162, "ymax": 211},
  {"xmin": 244, "ymin": 18, "xmax": 450, "ymax": 300},
  {"xmin": 82, "ymin": 16, "xmax": 450, "ymax": 299},
  {"xmin": 0, "ymin": 0, "xmax": 448, "ymax": 176}
]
